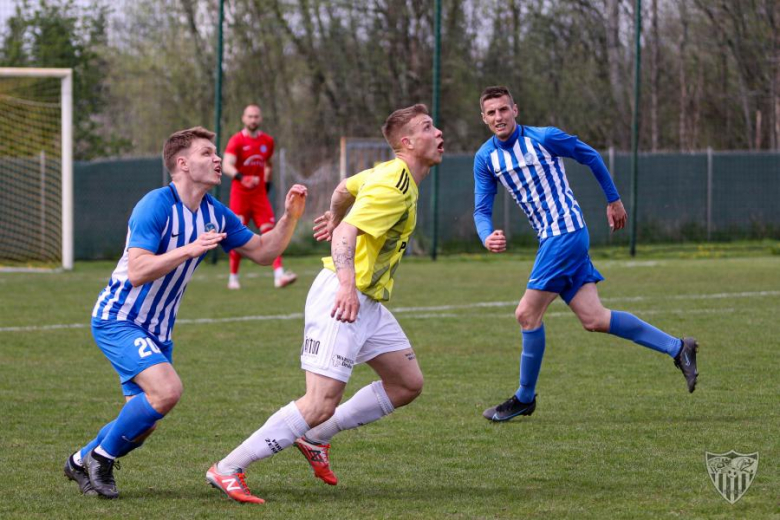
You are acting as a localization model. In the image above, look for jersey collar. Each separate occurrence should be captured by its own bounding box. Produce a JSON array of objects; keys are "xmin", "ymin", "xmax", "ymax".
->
[
  {"xmin": 168, "ymin": 182, "xmax": 181, "ymax": 203},
  {"xmin": 492, "ymin": 124, "xmax": 522, "ymax": 150}
]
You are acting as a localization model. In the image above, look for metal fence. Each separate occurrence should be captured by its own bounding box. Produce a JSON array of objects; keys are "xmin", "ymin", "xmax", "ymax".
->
[{"xmin": 58, "ymin": 150, "xmax": 780, "ymax": 260}]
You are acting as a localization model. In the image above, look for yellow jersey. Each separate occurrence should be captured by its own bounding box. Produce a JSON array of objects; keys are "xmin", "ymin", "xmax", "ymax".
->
[{"xmin": 323, "ymin": 158, "xmax": 418, "ymax": 301}]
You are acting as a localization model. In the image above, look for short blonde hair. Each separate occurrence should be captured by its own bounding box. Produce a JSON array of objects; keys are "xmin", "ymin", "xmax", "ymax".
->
[
  {"xmin": 381, "ymin": 104, "xmax": 429, "ymax": 149},
  {"xmin": 163, "ymin": 126, "xmax": 215, "ymax": 173}
]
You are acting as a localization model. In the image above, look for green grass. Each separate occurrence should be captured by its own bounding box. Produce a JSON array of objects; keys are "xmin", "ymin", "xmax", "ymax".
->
[{"xmin": 1, "ymin": 254, "xmax": 778, "ymax": 519}]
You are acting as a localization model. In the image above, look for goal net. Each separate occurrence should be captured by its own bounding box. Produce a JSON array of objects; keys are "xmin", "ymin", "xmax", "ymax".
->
[{"xmin": 0, "ymin": 68, "xmax": 73, "ymax": 269}]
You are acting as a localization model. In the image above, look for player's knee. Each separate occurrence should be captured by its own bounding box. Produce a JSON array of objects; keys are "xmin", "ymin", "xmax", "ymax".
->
[
  {"xmin": 515, "ymin": 306, "xmax": 542, "ymax": 330},
  {"xmin": 148, "ymin": 383, "xmax": 183, "ymax": 414},
  {"xmin": 383, "ymin": 373, "xmax": 423, "ymax": 409},
  {"xmin": 398, "ymin": 374, "xmax": 424, "ymax": 406},
  {"xmin": 579, "ymin": 312, "xmax": 610, "ymax": 333}
]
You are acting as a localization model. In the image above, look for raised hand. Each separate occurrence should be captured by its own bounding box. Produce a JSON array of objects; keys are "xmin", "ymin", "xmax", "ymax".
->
[
  {"xmin": 284, "ymin": 184, "xmax": 308, "ymax": 220},
  {"xmin": 313, "ymin": 211, "xmax": 338, "ymax": 242}
]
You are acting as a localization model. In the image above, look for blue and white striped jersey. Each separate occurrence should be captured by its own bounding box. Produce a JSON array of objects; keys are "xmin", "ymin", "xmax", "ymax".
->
[
  {"xmin": 473, "ymin": 125, "xmax": 620, "ymax": 242},
  {"xmin": 92, "ymin": 183, "xmax": 254, "ymax": 342}
]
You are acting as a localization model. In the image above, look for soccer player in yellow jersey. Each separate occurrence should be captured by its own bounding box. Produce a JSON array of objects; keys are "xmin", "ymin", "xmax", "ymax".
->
[{"xmin": 207, "ymin": 104, "xmax": 444, "ymax": 503}]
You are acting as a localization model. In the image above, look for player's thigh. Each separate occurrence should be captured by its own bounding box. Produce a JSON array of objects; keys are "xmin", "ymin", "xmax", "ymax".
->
[
  {"xmin": 361, "ymin": 306, "xmax": 422, "ymax": 390},
  {"xmin": 568, "ymin": 283, "xmax": 610, "ymax": 331},
  {"xmin": 366, "ymin": 348, "xmax": 423, "ymax": 393},
  {"xmin": 303, "ymin": 371, "xmax": 347, "ymax": 406},
  {"xmin": 300, "ymin": 270, "xmax": 370, "ymax": 384},
  {"xmin": 91, "ymin": 319, "xmax": 174, "ymax": 396}
]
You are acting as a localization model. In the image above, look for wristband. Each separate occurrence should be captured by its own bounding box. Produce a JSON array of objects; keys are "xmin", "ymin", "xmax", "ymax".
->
[{"xmin": 234, "ymin": 173, "xmax": 244, "ymax": 181}]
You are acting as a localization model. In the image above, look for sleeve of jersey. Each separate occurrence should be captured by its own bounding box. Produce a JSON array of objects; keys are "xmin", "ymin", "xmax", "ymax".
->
[
  {"xmin": 127, "ymin": 193, "xmax": 168, "ymax": 253},
  {"xmin": 543, "ymin": 127, "xmax": 620, "ymax": 203},
  {"xmin": 342, "ymin": 182, "xmax": 406, "ymax": 239},
  {"xmin": 224, "ymin": 134, "xmax": 239, "ymax": 156},
  {"xmin": 344, "ymin": 169, "xmax": 372, "ymax": 197},
  {"xmin": 473, "ymin": 153, "xmax": 497, "ymax": 245},
  {"xmin": 219, "ymin": 206, "xmax": 254, "ymax": 252}
]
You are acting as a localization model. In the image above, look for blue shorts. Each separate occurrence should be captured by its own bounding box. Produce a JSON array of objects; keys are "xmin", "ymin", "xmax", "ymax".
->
[
  {"xmin": 91, "ymin": 319, "xmax": 174, "ymax": 396},
  {"xmin": 528, "ymin": 227, "xmax": 604, "ymax": 304}
]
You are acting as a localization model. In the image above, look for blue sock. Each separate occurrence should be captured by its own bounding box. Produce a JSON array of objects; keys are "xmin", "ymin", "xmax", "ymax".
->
[
  {"xmin": 79, "ymin": 420, "xmax": 116, "ymax": 460},
  {"xmin": 99, "ymin": 393, "xmax": 165, "ymax": 458},
  {"xmin": 609, "ymin": 310, "xmax": 682, "ymax": 357},
  {"xmin": 515, "ymin": 324, "xmax": 546, "ymax": 403}
]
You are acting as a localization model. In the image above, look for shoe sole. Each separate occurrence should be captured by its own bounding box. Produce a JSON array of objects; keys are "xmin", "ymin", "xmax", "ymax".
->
[
  {"xmin": 206, "ymin": 475, "xmax": 264, "ymax": 504},
  {"xmin": 686, "ymin": 339, "xmax": 699, "ymax": 393},
  {"xmin": 680, "ymin": 339, "xmax": 699, "ymax": 394},
  {"xmin": 489, "ymin": 405, "xmax": 536, "ymax": 422}
]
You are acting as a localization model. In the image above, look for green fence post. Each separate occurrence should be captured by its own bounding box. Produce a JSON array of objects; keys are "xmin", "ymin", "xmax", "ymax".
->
[
  {"xmin": 629, "ymin": 0, "xmax": 642, "ymax": 257},
  {"xmin": 430, "ymin": 0, "xmax": 441, "ymax": 260},
  {"xmin": 211, "ymin": 0, "xmax": 225, "ymax": 265}
]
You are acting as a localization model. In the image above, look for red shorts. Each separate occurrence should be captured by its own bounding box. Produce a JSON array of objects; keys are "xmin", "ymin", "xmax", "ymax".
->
[{"xmin": 230, "ymin": 186, "xmax": 276, "ymax": 230}]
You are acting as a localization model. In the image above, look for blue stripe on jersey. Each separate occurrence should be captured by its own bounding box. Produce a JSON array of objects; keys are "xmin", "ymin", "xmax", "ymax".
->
[
  {"xmin": 92, "ymin": 184, "xmax": 253, "ymax": 343},
  {"xmin": 493, "ymin": 147, "xmax": 542, "ymax": 231},
  {"xmin": 146, "ymin": 207, "xmax": 190, "ymax": 339},
  {"xmin": 516, "ymin": 138, "xmax": 555, "ymax": 235},
  {"xmin": 473, "ymin": 125, "xmax": 615, "ymax": 239},
  {"xmin": 527, "ymin": 139, "xmax": 571, "ymax": 236},
  {"xmin": 529, "ymin": 141, "xmax": 564, "ymax": 224}
]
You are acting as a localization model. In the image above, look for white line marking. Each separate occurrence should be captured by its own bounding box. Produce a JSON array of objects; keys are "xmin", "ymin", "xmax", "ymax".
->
[{"xmin": 0, "ymin": 290, "xmax": 777, "ymax": 333}]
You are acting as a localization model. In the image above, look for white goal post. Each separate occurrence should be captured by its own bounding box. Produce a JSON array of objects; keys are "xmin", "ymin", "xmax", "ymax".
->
[{"xmin": 0, "ymin": 67, "xmax": 73, "ymax": 269}]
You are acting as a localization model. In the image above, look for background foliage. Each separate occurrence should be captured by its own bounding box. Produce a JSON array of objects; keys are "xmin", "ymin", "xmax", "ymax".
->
[{"xmin": 2, "ymin": 0, "xmax": 780, "ymax": 163}]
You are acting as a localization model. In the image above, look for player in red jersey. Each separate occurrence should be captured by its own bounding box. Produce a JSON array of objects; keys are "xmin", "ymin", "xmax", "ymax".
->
[{"xmin": 223, "ymin": 104, "xmax": 297, "ymax": 289}]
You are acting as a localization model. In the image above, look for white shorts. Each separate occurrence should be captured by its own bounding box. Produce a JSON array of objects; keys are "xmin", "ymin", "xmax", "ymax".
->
[{"xmin": 301, "ymin": 269, "xmax": 412, "ymax": 383}]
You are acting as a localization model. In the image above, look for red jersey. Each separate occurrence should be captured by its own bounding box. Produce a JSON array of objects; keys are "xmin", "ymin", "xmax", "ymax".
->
[{"xmin": 225, "ymin": 130, "xmax": 275, "ymax": 195}]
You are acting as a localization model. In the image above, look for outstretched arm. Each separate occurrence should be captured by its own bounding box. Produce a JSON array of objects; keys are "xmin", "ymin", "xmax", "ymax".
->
[
  {"xmin": 313, "ymin": 178, "xmax": 356, "ymax": 242},
  {"xmin": 127, "ymin": 230, "xmax": 227, "ymax": 287},
  {"xmin": 234, "ymin": 184, "xmax": 308, "ymax": 264},
  {"xmin": 542, "ymin": 127, "xmax": 626, "ymax": 231}
]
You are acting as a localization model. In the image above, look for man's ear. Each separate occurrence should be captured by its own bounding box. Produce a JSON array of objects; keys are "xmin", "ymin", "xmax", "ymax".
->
[
  {"xmin": 400, "ymin": 135, "xmax": 413, "ymax": 150},
  {"xmin": 177, "ymin": 155, "xmax": 188, "ymax": 172}
]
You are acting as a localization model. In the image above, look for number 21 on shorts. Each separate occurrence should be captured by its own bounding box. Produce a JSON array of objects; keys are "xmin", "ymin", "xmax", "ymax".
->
[{"xmin": 135, "ymin": 337, "xmax": 161, "ymax": 358}]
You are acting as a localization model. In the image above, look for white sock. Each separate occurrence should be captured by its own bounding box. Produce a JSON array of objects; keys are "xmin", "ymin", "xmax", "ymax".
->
[
  {"xmin": 229, "ymin": 273, "xmax": 239, "ymax": 282},
  {"xmin": 274, "ymin": 267, "xmax": 284, "ymax": 278},
  {"xmin": 72, "ymin": 451, "xmax": 83, "ymax": 466},
  {"xmin": 305, "ymin": 381, "xmax": 394, "ymax": 444},
  {"xmin": 94, "ymin": 446, "xmax": 115, "ymax": 460},
  {"xmin": 217, "ymin": 401, "xmax": 309, "ymax": 474}
]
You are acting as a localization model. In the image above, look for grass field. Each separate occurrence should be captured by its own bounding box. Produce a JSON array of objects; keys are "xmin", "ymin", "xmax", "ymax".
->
[{"xmin": 1, "ymin": 253, "xmax": 778, "ymax": 519}]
